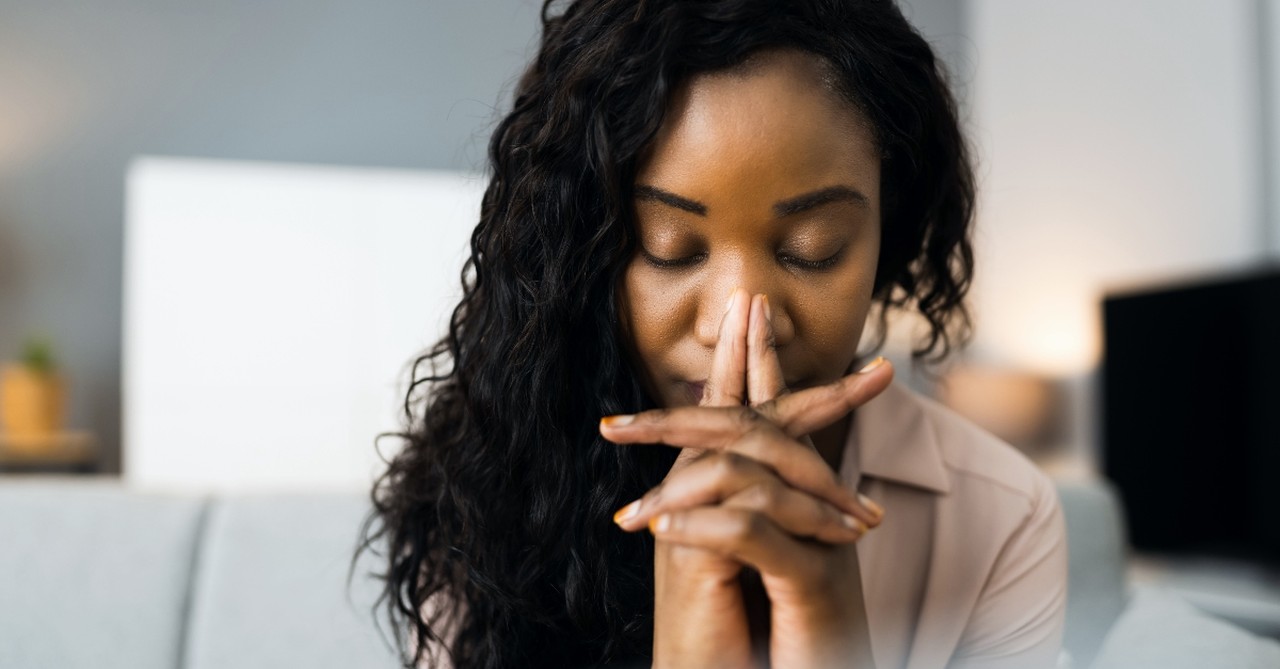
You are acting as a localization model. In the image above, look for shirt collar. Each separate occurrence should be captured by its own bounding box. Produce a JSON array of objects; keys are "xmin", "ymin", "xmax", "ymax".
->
[{"xmin": 844, "ymin": 381, "xmax": 952, "ymax": 494}]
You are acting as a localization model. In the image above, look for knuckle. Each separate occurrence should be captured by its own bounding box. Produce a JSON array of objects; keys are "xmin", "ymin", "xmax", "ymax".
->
[
  {"xmin": 754, "ymin": 399, "xmax": 781, "ymax": 422},
  {"xmin": 642, "ymin": 485, "xmax": 664, "ymax": 506},
  {"xmin": 820, "ymin": 501, "xmax": 845, "ymax": 529},
  {"xmin": 733, "ymin": 405, "xmax": 764, "ymax": 428},
  {"xmin": 739, "ymin": 428, "xmax": 777, "ymax": 455},
  {"xmin": 640, "ymin": 408, "xmax": 672, "ymax": 425},
  {"xmin": 727, "ymin": 513, "xmax": 757, "ymax": 542},
  {"xmin": 737, "ymin": 482, "xmax": 775, "ymax": 510},
  {"xmin": 745, "ymin": 512, "xmax": 769, "ymax": 538},
  {"xmin": 667, "ymin": 544, "xmax": 700, "ymax": 561},
  {"xmin": 709, "ymin": 452, "xmax": 743, "ymax": 480}
]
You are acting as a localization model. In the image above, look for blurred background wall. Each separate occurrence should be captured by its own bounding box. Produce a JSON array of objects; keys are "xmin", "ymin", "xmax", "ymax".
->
[
  {"xmin": 0, "ymin": 0, "xmax": 974, "ymax": 476},
  {"xmin": 0, "ymin": 0, "xmax": 544, "ymax": 474},
  {"xmin": 1, "ymin": 0, "xmax": 1276, "ymax": 476},
  {"xmin": 963, "ymin": 0, "xmax": 1277, "ymax": 472}
]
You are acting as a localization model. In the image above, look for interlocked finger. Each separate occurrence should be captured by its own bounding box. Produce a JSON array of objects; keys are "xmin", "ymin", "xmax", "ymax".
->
[
  {"xmin": 746, "ymin": 293, "xmax": 787, "ymax": 406},
  {"xmin": 603, "ymin": 405, "xmax": 883, "ymax": 527},
  {"xmin": 719, "ymin": 478, "xmax": 870, "ymax": 544},
  {"xmin": 702, "ymin": 287, "xmax": 750, "ymax": 407},
  {"xmin": 751, "ymin": 356, "xmax": 893, "ymax": 439},
  {"xmin": 646, "ymin": 505, "xmax": 826, "ymax": 579},
  {"xmin": 614, "ymin": 451, "xmax": 868, "ymax": 542}
]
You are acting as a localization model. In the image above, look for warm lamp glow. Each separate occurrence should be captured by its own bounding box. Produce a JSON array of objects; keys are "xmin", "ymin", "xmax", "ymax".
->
[
  {"xmin": 936, "ymin": 365, "xmax": 1060, "ymax": 451},
  {"xmin": 972, "ymin": 244, "xmax": 1106, "ymax": 377}
]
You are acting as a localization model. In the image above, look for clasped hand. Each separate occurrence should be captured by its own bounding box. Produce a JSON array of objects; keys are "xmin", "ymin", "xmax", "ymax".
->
[{"xmin": 600, "ymin": 288, "xmax": 892, "ymax": 668}]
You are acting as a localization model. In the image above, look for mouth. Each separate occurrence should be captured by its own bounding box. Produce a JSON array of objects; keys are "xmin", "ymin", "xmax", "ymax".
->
[
  {"xmin": 678, "ymin": 377, "xmax": 811, "ymax": 405},
  {"xmin": 680, "ymin": 380, "xmax": 706, "ymax": 405}
]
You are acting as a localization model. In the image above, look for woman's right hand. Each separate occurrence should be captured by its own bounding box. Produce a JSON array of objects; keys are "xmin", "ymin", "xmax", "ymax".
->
[
  {"xmin": 646, "ymin": 288, "xmax": 758, "ymax": 669},
  {"xmin": 640, "ymin": 289, "xmax": 880, "ymax": 668}
]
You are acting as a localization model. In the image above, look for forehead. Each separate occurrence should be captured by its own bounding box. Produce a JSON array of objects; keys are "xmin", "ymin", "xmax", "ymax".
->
[{"xmin": 637, "ymin": 50, "xmax": 878, "ymax": 195}]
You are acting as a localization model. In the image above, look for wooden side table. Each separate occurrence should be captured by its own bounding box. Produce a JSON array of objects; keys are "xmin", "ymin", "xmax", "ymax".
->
[{"xmin": 0, "ymin": 431, "xmax": 98, "ymax": 473}]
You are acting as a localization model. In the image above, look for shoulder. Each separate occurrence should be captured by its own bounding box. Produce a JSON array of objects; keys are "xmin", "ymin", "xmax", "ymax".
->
[
  {"xmin": 857, "ymin": 380, "xmax": 1064, "ymax": 565},
  {"xmin": 900, "ymin": 383, "xmax": 1058, "ymax": 516},
  {"xmin": 896, "ymin": 384, "xmax": 1068, "ymax": 605},
  {"xmin": 887, "ymin": 386, "xmax": 1069, "ymax": 663},
  {"xmin": 856, "ymin": 379, "xmax": 1064, "ymax": 558}
]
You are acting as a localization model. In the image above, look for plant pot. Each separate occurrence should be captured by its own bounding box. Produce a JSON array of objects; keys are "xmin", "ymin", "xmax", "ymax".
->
[{"xmin": 0, "ymin": 363, "xmax": 66, "ymax": 441}]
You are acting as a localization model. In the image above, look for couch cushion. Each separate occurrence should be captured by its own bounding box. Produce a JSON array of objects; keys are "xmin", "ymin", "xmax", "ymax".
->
[
  {"xmin": 182, "ymin": 493, "xmax": 400, "ymax": 669},
  {"xmin": 0, "ymin": 477, "xmax": 208, "ymax": 669},
  {"xmin": 1057, "ymin": 481, "xmax": 1129, "ymax": 669},
  {"xmin": 1091, "ymin": 586, "xmax": 1280, "ymax": 669}
]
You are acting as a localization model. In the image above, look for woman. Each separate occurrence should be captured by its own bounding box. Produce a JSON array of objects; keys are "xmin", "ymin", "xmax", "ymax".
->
[{"xmin": 357, "ymin": 1, "xmax": 1067, "ymax": 668}]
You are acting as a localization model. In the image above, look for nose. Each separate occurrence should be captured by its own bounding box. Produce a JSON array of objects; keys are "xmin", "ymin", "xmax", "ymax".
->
[{"xmin": 693, "ymin": 282, "xmax": 794, "ymax": 350}]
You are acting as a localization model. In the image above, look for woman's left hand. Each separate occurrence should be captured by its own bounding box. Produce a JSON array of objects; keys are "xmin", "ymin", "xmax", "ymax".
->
[{"xmin": 603, "ymin": 294, "xmax": 891, "ymax": 668}]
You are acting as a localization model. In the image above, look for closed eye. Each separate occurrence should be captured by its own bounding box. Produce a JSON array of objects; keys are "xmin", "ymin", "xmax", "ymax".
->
[
  {"xmin": 780, "ymin": 248, "xmax": 845, "ymax": 271},
  {"xmin": 641, "ymin": 249, "xmax": 705, "ymax": 269},
  {"xmin": 642, "ymin": 249, "xmax": 845, "ymax": 271}
]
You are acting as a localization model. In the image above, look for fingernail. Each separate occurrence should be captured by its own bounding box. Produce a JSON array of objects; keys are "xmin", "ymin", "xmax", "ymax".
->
[
  {"xmin": 649, "ymin": 514, "xmax": 671, "ymax": 533},
  {"xmin": 858, "ymin": 493, "xmax": 885, "ymax": 519},
  {"xmin": 613, "ymin": 500, "xmax": 641, "ymax": 525},
  {"xmin": 601, "ymin": 414, "xmax": 635, "ymax": 427},
  {"xmin": 725, "ymin": 287, "xmax": 740, "ymax": 314},
  {"xmin": 761, "ymin": 294, "xmax": 772, "ymax": 322},
  {"xmin": 858, "ymin": 356, "xmax": 886, "ymax": 374},
  {"xmin": 842, "ymin": 514, "xmax": 868, "ymax": 533}
]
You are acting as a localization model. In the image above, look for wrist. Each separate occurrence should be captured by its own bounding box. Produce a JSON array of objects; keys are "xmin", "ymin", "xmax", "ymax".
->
[{"xmin": 766, "ymin": 577, "xmax": 872, "ymax": 669}]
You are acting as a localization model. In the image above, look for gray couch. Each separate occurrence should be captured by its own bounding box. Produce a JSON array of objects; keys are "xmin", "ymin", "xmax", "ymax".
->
[{"xmin": 0, "ymin": 477, "xmax": 1269, "ymax": 668}]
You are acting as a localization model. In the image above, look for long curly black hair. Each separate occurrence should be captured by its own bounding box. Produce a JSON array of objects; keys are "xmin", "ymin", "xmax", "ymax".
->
[{"xmin": 354, "ymin": 1, "xmax": 975, "ymax": 667}]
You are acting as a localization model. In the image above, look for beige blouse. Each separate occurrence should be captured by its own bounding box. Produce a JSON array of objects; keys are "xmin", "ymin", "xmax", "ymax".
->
[
  {"xmin": 419, "ymin": 381, "xmax": 1068, "ymax": 668},
  {"xmin": 844, "ymin": 382, "xmax": 1068, "ymax": 669}
]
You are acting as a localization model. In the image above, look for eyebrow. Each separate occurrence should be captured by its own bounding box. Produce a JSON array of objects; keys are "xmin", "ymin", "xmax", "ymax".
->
[
  {"xmin": 634, "ymin": 185, "xmax": 707, "ymax": 215},
  {"xmin": 634, "ymin": 184, "xmax": 870, "ymax": 218}
]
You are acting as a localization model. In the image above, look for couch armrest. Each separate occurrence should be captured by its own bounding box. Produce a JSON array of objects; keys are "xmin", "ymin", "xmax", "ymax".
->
[{"xmin": 1056, "ymin": 480, "xmax": 1129, "ymax": 669}]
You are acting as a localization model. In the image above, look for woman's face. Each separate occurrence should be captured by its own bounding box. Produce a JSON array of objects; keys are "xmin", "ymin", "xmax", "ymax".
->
[{"xmin": 622, "ymin": 49, "xmax": 882, "ymax": 409}]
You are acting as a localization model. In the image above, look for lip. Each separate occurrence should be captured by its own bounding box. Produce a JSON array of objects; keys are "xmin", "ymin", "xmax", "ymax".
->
[
  {"xmin": 680, "ymin": 380, "xmax": 706, "ymax": 405},
  {"xmin": 676, "ymin": 372, "xmax": 819, "ymax": 406}
]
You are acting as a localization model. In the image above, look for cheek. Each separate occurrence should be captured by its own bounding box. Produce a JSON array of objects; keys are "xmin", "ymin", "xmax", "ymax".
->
[
  {"xmin": 797, "ymin": 290, "xmax": 869, "ymax": 362},
  {"xmin": 792, "ymin": 247, "xmax": 879, "ymax": 372},
  {"xmin": 621, "ymin": 261, "xmax": 689, "ymax": 367}
]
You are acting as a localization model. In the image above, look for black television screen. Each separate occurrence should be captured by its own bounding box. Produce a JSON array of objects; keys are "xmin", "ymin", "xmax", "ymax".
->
[{"xmin": 1102, "ymin": 268, "xmax": 1280, "ymax": 564}]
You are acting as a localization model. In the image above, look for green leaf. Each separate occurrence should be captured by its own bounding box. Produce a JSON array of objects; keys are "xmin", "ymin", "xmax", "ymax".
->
[{"xmin": 20, "ymin": 336, "xmax": 56, "ymax": 374}]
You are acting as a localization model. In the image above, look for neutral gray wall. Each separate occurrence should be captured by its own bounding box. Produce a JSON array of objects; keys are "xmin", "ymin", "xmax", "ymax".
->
[
  {"xmin": 0, "ymin": 0, "xmax": 544, "ymax": 474},
  {"xmin": 1265, "ymin": 0, "xmax": 1280, "ymax": 259},
  {"xmin": 900, "ymin": 0, "xmax": 972, "ymax": 105},
  {"xmin": 0, "ymin": 0, "xmax": 964, "ymax": 475}
]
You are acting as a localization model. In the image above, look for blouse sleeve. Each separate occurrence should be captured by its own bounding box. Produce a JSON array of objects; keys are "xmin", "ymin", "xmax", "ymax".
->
[{"xmin": 947, "ymin": 472, "xmax": 1070, "ymax": 669}]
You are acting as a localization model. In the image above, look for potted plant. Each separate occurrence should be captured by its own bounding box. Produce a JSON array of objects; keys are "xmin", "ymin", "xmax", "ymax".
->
[{"xmin": 1, "ymin": 336, "xmax": 66, "ymax": 442}]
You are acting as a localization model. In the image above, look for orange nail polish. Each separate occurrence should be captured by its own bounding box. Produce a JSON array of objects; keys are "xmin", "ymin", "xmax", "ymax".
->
[
  {"xmin": 762, "ymin": 294, "xmax": 772, "ymax": 322},
  {"xmin": 857, "ymin": 356, "xmax": 886, "ymax": 374},
  {"xmin": 858, "ymin": 493, "xmax": 885, "ymax": 519},
  {"xmin": 649, "ymin": 514, "xmax": 670, "ymax": 533},
  {"xmin": 601, "ymin": 414, "xmax": 635, "ymax": 427},
  {"xmin": 613, "ymin": 500, "xmax": 641, "ymax": 525},
  {"xmin": 842, "ymin": 514, "xmax": 868, "ymax": 533}
]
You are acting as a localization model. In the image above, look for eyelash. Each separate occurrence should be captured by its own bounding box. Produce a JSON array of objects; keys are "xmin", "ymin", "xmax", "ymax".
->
[
  {"xmin": 640, "ymin": 249, "xmax": 844, "ymax": 271},
  {"xmin": 785, "ymin": 251, "xmax": 843, "ymax": 271},
  {"xmin": 641, "ymin": 250, "xmax": 704, "ymax": 269}
]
